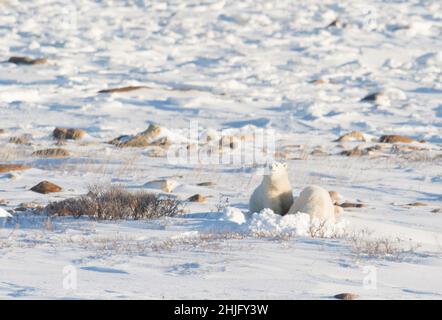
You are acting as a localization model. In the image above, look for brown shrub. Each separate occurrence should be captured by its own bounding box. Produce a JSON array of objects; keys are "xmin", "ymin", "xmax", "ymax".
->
[{"xmin": 45, "ymin": 185, "xmax": 182, "ymax": 220}]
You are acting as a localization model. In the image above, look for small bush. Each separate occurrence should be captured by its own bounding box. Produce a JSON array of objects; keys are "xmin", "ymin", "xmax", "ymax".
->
[
  {"xmin": 213, "ymin": 195, "xmax": 230, "ymax": 213},
  {"xmin": 347, "ymin": 230, "xmax": 420, "ymax": 260},
  {"xmin": 45, "ymin": 185, "xmax": 182, "ymax": 220}
]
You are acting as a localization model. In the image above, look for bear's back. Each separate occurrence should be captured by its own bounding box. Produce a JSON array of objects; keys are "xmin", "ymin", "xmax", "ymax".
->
[{"xmin": 289, "ymin": 185, "xmax": 335, "ymax": 222}]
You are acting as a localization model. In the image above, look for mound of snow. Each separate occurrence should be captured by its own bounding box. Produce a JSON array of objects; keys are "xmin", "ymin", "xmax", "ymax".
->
[
  {"xmin": 0, "ymin": 208, "xmax": 12, "ymax": 226},
  {"xmin": 407, "ymin": 21, "xmax": 434, "ymax": 36},
  {"xmin": 155, "ymin": 126, "xmax": 190, "ymax": 144},
  {"xmin": 249, "ymin": 208, "xmax": 311, "ymax": 236},
  {"xmin": 220, "ymin": 207, "xmax": 247, "ymax": 225},
  {"xmin": 0, "ymin": 208, "xmax": 12, "ymax": 218},
  {"xmin": 218, "ymin": 207, "xmax": 348, "ymax": 238}
]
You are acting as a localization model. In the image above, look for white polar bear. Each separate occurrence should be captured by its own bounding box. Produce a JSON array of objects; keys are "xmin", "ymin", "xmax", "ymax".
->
[
  {"xmin": 288, "ymin": 185, "xmax": 336, "ymax": 223},
  {"xmin": 249, "ymin": 162, "xmax": 294, "ymax": 215}
]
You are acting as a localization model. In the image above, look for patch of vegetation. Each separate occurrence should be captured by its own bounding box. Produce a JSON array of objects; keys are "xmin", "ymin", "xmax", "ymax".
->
[
  {"xmin": 347, "ymin": 229, "xmax": 420, "ymax": 261},
  {"xmin": 45, "ymin": 185, "xmax": 182, "ymax": 220}
]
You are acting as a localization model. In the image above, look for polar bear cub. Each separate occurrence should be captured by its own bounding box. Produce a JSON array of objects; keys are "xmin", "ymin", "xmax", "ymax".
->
[
  {"xmin": 288, "ymin": 185, "xmax": 335, "ymax": 223},
  {"xmin": 249, "ymin": 162, "xmax": 294, "ymax": 215}
]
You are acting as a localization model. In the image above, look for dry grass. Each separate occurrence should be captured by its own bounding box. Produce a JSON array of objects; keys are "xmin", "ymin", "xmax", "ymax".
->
[
  {"xmin": 347, "ymin": 229, "xmax": 420, "ymax": 260},
  {"xmin": 308, "ymin": 220, "xmax": 340, "ymax": 238},
  {"xmin": 0, "ymin": 146, "xmax": 28, "ymax": 162},
  {"xmin": 150, "ymin": 232, "xmax": 246, "ymax": 251},
  {"xmin": 61, "ymin": 232, "xmax": 247, "ymax": 256},
  {"xmin": 45, "ymin": 185, "xmax": 182, "ymax": 220},
  {"xmin": 213, "ymin": 195, "xmax": 230, "ymax": 213}
]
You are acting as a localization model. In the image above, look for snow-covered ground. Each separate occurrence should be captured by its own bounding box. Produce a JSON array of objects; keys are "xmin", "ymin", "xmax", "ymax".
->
[{"xmin": 0, "ymin": 0, "xmax": 441, "ymax": 299}]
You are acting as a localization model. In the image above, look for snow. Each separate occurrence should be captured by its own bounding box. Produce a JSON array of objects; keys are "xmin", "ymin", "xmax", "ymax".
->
[
  {"xmin": 1, "ymin": 0, "xmax": 442, "ymax": 299},
  {"xmin": 220, "ymin": 207, "xmax": 247, "ymax": 225},
  {"xmin": 248, "ymin": 209, "xmax": 312, "ymax": 236},
  {"xmin": 0, "ymin": 208, "xmax": 12, "ymax": 218}
]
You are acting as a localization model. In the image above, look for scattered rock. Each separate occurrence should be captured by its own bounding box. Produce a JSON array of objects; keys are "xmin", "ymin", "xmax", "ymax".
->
[
  {"xmin": 30, "ymin": 181, "xmax": 62, "ymax": 194},
  {"xmin": 380, "ymin": 135, "xmax": 416, "ymax": 144},
  {"xmin": 364, "ymin": 145, "xmax": 382, "ymax": 155},
  {"xmin": 361, "ymin": 92, "xmax": 383, "ymax": 102},
  {"xmin": 111, "ymin": 135, "xmax": 169, "ymax": 148},
  {"xmin": 334, "ymin": 293, "xmax": 358, "ymax": 300},
  {"xmin": 327, "ymin": 18, "xmax": 348, "ymax": 29},
  {"xmin": 391, "ymin": 145, "xmax": 428, "ymax": 152},
  {"xmin": 431, "ymin": 208, "xmax": 442, "ymax": 213},
  {"xmin": 340, "ymin": 145, "xmax": 381, "ymax": 157},
  {"xmin": 139, "ymin": 123, "xmax": 162, "ymax": 138},
  {"xmin": 389, "ymin": 24, "xmax": 410, "ymax": 32},
  {"xmin": 109, "ymin": 124, "xmax": 163, "ymax": 148},
  {"xmin": 310, "ymin": 78, "xmax": 327, "ymax": 85},
  {"xmin": 146, "ymin": 148, "xmax": 166, "ymax": 158},
  {"xmin": 9, "ymin": 135, "xmax": 31, "ymax": 145},
  {"xmin": 327, "ymin": 19, "xmax": 339, "ymax": 27},
  {"xmin": 326, "ymin": 19, "xmax": 346, "ymax": 28},
  {"xmin": 32, "ymin": 148, "xmax": 70, "ymax": 158},
  {"xmin": 144, "ymin": 179, "xmax": 178, "ymax": 193},
  {"xmin": 0, "ymin": 164, "xmax": 31, "ymax": 173},
  {"xmin": 149, "ymin": 136, "xmax": 171, "ymax": 148},
  {"xmin": 197, "ymin": 182, "xmax": 215, "ymax": 187},
  {"xmin": 364, "ymin": 91, "xmax": 391, "ymax": 105},
  {"xmin": 98, "ymin": 86, "xmax": 149, "ymax": 94},
  {"xmin": 405, "ymin": 202, "xmax": 427, "ymax": 207},
  {"xmin": 8, "ymin": 56, "xmax": 47, "ymax": 65},
  {"xmin": 340, "ymin": 147, "xmax": 363, "ymax": 157},
  {"xmin": 335, "ymin": 131, "xmax": 367, "ymax": 142},
  {"xmin": 187, "ymin": 194, "xmax": 206, "ymax": 203},
  {"xmin": 339, "ymin": 201, "xmax": 365, "ymax": 208},
  {"xmin": 0, "ymin": 199, "xmax": 9, "ymax": 206},
  {"xmin": 0, "ymin": 129, "xmax": 5, "ymax": 134},
  {"xmin": 110, "ymin": 134, "xmax": 150, "ymax": 147},
  {"xmin": 53, "ymin": 127, "xmax": 86, "ymax": 140},
  {"xmin": 329, "ymin": 191, "xmax": 341, "ymax": 204},
  {"xmin": 310, "ymin": 148, "xmax": 328, "ymax": 156}
]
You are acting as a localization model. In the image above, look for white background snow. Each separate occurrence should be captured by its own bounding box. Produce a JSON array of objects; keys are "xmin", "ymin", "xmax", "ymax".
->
[{"xmin": 0, "ymin": 0, "xmax": 441, "ymax": 299}]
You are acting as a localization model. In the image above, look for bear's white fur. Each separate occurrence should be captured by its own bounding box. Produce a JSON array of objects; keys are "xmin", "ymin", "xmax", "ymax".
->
[
  {"xmin": 288, "ymin": 185, "xmax": 336, "ymax": 223},
  {"xmin": 249, "ymin": 162, "xmax": 294, "ymax": 215}
]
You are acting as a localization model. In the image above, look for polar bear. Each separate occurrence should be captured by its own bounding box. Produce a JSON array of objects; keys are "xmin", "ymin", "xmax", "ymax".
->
[
  {"xmin": 249, "ymin": 162, "xmax": 294, "ymax": 215},
  {"xmin": 288, "ymin": 185, "xmax": 335, "ymax": 223}
]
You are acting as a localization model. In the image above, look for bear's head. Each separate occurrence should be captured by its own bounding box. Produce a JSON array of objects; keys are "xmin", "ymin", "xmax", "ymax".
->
[{"xmin": 266, "ymin": 161, "xmax": 288, "ymax": 176}]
